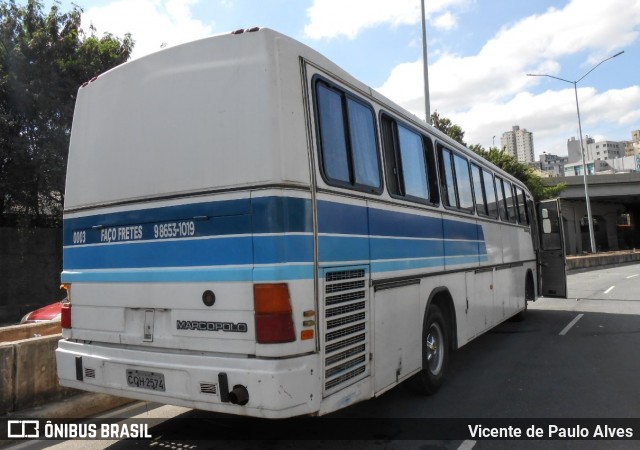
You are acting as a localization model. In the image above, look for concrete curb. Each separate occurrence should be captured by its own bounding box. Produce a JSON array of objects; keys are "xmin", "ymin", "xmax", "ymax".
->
[
  {"xmin": 2, "ymin": 392, "xmax": 134, "ymax": 419},
  {"xmin": 566, "ymin": 250, "xmax": 640, "ymax": 271}
]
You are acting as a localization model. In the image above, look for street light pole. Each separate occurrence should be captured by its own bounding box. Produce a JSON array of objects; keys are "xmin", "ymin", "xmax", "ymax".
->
[
  {"xmin": 573, "ymin": 81, "xmax": 597, "ymax": 255},
  {"xmin": 527, "ymin": 50, "xmax": 624, "ymax": 254},
  {"xmin": 421, "ymin": 0, "xmax": 431, "ymax": 125}
]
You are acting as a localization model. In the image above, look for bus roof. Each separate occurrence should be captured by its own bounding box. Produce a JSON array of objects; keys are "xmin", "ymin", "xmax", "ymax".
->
[{"xmin": 65, "ymin": 28, "xmax": 529, "ymax": 211}]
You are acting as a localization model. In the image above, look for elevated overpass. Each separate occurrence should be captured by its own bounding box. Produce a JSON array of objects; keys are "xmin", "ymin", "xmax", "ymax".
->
[{"xmin": 543, "ymin": 173, "xmax": 640, "ymax": 255}]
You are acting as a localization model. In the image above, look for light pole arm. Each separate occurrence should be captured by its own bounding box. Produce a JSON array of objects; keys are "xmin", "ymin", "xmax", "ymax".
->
[
  {"xmin": 577, "ymin": 51, "xmax": 624, "ymax": 83},
  {"xmin": 526, "ymin": 73, "xmax": 573, "ymax": 84}
]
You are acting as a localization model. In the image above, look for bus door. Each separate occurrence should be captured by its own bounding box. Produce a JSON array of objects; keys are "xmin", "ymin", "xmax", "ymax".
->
[{"xmin": 537, "ymin": 199, "xmax": 567, "ymax": 298}]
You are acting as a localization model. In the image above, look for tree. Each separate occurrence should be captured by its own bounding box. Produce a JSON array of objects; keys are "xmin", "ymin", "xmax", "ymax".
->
[
  {"xmin": 0, "ymin": 0, "xmax": 134, "ymax": 224},
  {"xmin": 429, "ymin": 111, "xmax": 563, "ymax": 201},
  {"xmin": 430, "ymin": 111, "xmax": 466, "ymax": 146},
  {"xmin": 470, "ymin": 145, "xmax": 565, "ymax": 201}
]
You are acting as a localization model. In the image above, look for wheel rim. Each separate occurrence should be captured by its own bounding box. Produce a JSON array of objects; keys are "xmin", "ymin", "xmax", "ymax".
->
[{"xmin": 426, "ymin": 322, "xmax": 444, "ymax": 375}]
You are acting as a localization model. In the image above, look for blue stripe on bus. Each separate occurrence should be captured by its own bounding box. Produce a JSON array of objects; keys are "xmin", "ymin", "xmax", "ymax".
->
[
  {"xmin": 254, "ymin": 235, "xmax": 314, "ymax": 264},
  {"xmin": 61, "ymin": 267, "xmax": 254, "ymax": 283},
  {"xmin": 64, "ymin": 235, "xmax": 316, "ymax": 270},
  {"xmin": 64, "ymin": 234, "xmax": 485, "ymax": 271},
  {"xmin": 63, "ymin": 196, "xmax": 313, "ymax": 246},
  {"xmin": 370, "ymin": 254, "xmax": 488, "ymax": 273},
  {"xmin": 61, "ymin": 264, "xmax": 316, "ymax": 283},
  {"xmin": 62, "ymin": 253, "xmax": 491, "ymax": 284},
  {"xmin": 251, "ymin": 197, "xmax": 313, "ymax": 234},
  {"xmin": 64, "ymin": 237, "xmax": 253, "ymax": 269},
  {"xmin": 369, "ymin": 207, "xmax": 443, "ymax": 239},
  {"xmin": 317, "ymin": 201, "xmax": 369, "ymax": 235},
  {"xmin": 63, "ymin": 198, "xmax": 253, "ymax": 245},
  {"xmin": 370, "ymin": 237, "xmax": 445, "ymax": 260},
  {"xmin": 65, "ymin": 196, "xmax": 484, "ymax": 245},
  {"xmin": 63, "ymin": 195, "xmax": 491, "ymax": 281}
]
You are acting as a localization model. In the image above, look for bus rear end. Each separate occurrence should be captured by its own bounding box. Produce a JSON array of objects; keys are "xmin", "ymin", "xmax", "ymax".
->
[{"xmin": 55, "ymin": 29, "xmax": 320, "ymax": 418}]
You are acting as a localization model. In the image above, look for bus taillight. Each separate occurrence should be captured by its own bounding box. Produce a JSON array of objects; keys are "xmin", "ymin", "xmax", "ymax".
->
[
  {"xmin": 60, "ymin": 284, "xmax": 72, "ymax": 329},
  {"xmin": 61, "ymin": 302, "xmax": 72, "ymax": 329},
  {"xmin": 253, "ymin": 283, "xmax": 295, "ymax": 343}
]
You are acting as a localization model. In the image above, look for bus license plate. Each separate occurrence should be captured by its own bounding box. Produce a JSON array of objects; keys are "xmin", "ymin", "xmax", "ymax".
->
[{"xmin": 126, "ymin": 369, "xmax": 165, "ymax": 392}]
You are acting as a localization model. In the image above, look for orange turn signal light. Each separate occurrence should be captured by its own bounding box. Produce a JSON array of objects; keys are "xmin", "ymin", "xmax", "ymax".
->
[{"xmin": 254, "ymin": 283, "xmax": 295, "ymax": 344}]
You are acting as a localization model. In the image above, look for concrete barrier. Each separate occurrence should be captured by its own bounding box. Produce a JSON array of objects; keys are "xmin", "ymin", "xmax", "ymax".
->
[
  {"xmin": 0, "ymin": 321, "xmax": 61, "ymax": 343},
  {"xmin": 1, "ymin": 333, "xmax": 76, "ymax": 414},
  {"xmin": 0, "ymin": 327, "xmax": 132, "ymax": 417},
  {"xmin": 0, "ymin": 344, "xmax": 15, "ymax": 413},
  {"xmin": 14, "ymin": 334, "xmax": 77, "ymax": 411},
  {"xmin": 566, "ymin": 250, "xmax": 640, "ymax": 271}
]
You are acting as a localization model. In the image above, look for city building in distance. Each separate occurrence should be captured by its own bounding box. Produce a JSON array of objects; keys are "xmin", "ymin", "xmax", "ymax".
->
[{"xmin": 501, "ymin": 125, "xmax": 534, "ymax": 163}]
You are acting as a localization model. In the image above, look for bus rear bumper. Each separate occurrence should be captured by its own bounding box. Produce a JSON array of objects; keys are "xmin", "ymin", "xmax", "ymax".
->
[{"xmin": 56, "ymin": 339, "xmax": 321, "ymax": 419}]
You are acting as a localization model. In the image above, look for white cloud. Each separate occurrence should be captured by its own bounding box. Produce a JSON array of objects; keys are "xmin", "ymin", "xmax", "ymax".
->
[
  {"xmin": 304, "ymin": 0, "xmax": 468, "ymax": 39},
  {"xmin": 433, "ymin": 12, "xmax": 457, "ymax": 31},
  {"xmin": 82, "ymin": 0, "xmax": 214, "ymax": 60},
  {"xmin": 375, "ymin": 0, "xmax": 640, "ymax": 155},
  {"xmin": 452, "ymin": 87, "xmax": 640, "ymax": 154}
]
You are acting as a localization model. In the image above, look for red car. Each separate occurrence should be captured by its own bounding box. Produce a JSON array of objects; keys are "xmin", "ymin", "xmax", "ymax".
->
[{"xmin": 20, "ymin": 300, "xmax": 63, "ymax": 323}]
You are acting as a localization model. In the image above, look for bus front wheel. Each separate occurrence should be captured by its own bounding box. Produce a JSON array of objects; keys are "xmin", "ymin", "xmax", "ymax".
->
[{"xmin": 407, "ymin": 303, "xmax": 449, "ymax": 395}]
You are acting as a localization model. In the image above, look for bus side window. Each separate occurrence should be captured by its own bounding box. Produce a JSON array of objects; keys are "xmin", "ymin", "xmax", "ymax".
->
[
  {"xmin": 516, "ymin": 186, "xmax": 528, "ymax": 225},
  {"xmin": 382, "ymin": 114, "xmax": 438, "ymax": 205},
  {"xmin": 483, "ymin": 169, "xmax": 498, "ymax": 219},
  {"xmin": 397, "ymin": 124, "xmax": 429, "ymax": 200},
  {"xmin": 503, "ymin": 180, "xmax": 517, "ymax": 223},
  {"xmin": 495, "ymin": 176, "xmax": 508, "ymax": 221},
  {"xmin": 471, "ymin": 163, "xmax": 488, "ymax": 216},
  {"xmin": 438, "ymin": 146, "xmax": 473, "ymax": 213},
  {"xmin": 453, "ymin": 154, "xmax": 474, "ymax": 211},
  {"xmin": 438, "ymin": 147, "xmax": 457, "ymax": 208},
  {"xmin": 315, "ymin": 80, "xmax": 382, "ymax": 193}
]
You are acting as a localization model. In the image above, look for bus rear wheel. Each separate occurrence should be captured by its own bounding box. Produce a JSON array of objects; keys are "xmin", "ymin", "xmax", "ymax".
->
[{"xmin": 407, "ymin": 303, "xmax": 449, "ymax": 395}]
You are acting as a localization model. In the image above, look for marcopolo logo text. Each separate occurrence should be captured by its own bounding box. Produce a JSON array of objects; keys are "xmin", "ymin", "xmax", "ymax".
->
[{"xmin": 176, "ymin": 320, "xmax": 248, "ymax": 333}]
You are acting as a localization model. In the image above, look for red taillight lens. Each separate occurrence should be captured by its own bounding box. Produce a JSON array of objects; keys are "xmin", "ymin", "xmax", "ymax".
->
[
  {"xmin": 61, "ymin": 302, "xmax": 71, "ymax": 329},
  {"xmin": 254, "ymin": 283, "xmax": 295, "ymax": 344}
]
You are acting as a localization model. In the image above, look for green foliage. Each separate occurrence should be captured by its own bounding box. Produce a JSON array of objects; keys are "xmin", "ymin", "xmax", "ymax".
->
[
  {"xmin": 0, "ymin": 0, "xmax": 134, "ymax": 224},
  {"xmin": 430, "ymin": 111, "xmax": 466, "ymax": 146},
  {"xmin": 471, "ymin": 145, "xmax": 565, "ymax": 201},
  {"xmin": 429, "ymin": 111, "xmax": 564, "ymax": 201}
]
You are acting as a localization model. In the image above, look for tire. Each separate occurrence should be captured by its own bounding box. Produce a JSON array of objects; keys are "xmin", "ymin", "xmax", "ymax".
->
[{"xmin": 406, "ymin": 303, "xmax": 449, "ymax": 395}]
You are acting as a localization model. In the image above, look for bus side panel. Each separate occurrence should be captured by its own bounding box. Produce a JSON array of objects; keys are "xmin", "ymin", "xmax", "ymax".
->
[
  {"xmin": 368, "ymin": 204, "xmax": 445, "ymax": 276},
  {"xmin": 499, "ymin": 223, "xmax": 534, "ymax": 319}
]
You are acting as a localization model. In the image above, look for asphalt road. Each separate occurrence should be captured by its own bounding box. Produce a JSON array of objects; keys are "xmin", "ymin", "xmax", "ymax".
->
[{"xmin": 6, "ymin": 263, "xmax": 640, "ymax": 450}]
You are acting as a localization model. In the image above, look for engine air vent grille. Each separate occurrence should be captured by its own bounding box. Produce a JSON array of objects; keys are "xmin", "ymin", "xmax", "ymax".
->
[{"xmin": 322, "ymin": 267, "xmax": 369, "ymax": 396}]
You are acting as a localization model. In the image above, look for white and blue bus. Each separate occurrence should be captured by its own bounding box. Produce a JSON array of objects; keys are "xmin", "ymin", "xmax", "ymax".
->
[{"xmin": 56, "ymin": 28, "xmax": 566, "ymax": 418}]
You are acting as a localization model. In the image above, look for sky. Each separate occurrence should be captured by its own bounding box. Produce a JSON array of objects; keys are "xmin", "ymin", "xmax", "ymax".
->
[{"xmin": 53, "ymin": 0, "xmax": 640, "ymax": 158}]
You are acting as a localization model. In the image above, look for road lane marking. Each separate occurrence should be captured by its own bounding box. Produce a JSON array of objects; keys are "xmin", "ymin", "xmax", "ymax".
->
[
  {"xmin": 560, "ymin": 314, "xmax": 584, "ymax": 336},
  {"xmin": 458, "ymin": 440, "xmax": 476, "ymax": 450},
  {"xmin": 604, "ymin": 285, "xmax": 615, "ymax": 294},
  {"xmin": 626, "ymin": 274, "xmax": 639, "ymax": 279}
]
